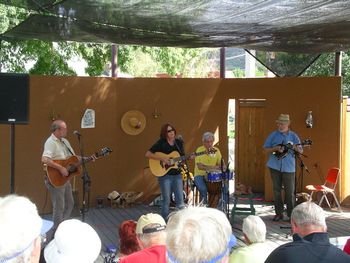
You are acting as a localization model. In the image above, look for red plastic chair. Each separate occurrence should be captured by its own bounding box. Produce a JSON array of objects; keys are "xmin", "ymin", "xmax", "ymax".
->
[{"xmin": 305, "ymin": 167, "xmax": 342, "ymax": 212}]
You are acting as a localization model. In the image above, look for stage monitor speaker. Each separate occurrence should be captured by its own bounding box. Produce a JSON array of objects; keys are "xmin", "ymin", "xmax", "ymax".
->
[{"xmin": 0, "ymin": 73, "xmax": 30, "ymax": 124}]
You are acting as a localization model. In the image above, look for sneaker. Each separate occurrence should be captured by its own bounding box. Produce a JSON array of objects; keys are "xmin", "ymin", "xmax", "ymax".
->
[{"xmin": 272, "ymin": 214, "xmax": 284, "ymax": 221}]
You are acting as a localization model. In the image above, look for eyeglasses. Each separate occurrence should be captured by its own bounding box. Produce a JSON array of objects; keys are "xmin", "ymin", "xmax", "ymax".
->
[{"xmin": 167, "ymin": 129, "xmax": 175, "ymax": 133}]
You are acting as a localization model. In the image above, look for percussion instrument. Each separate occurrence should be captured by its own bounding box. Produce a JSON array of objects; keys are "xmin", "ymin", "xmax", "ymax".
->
[
  {"xmin": 205, "ymin": 172, "xmax": 223, "ymax": 207},
  {"xmin": 222, "ymin": 171, "xmax": 234, "ymax": 180},
  {"xmin": 207, "ymin": 171, "xmax": 223, "ymax": 182},
  {"xmin": 205, "ymin": 180, "xmax": 221, "ymax": 208}
]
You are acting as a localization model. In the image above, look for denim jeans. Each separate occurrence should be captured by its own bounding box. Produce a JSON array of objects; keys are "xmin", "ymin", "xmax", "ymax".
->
[
  {"xmin": 269, "ymin": 168, "xmax": 295, "ymax": 217},
  {"xmin": 158, "ymin": 173, "xmax": 184, "ymax": 220},
  {"xmin": 194, "ymin": 175, "xmax": 208, "ymax": 204}
]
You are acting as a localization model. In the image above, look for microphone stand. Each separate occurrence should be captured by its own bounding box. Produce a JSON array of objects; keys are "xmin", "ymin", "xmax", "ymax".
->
[
  {"xmin": 75, "ymin": 133, "xmax": 91, "ymax": 222},
  {"xmin": 279, "ymin": 147, "xmax": 309, "ymax": 232},
  {"xmin": 288, "ymin": 146, "xmax": 309, "ymax": 194},
  {"xmin": 220, "ymin": 158, "xmax": 230, "ymax": 218},
  {"xmin": 295, "ymin": 151, "xmax": 309, "ymax": 193}
]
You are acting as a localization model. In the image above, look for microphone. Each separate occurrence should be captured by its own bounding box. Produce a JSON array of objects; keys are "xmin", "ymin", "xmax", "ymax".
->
[
  {"xmin": 73, "ymin": 130, "xmax": 81, "ymax": 137},
  {"xmin": 176, "ymin": 135, "xmax": 184, "ymax": 142}
]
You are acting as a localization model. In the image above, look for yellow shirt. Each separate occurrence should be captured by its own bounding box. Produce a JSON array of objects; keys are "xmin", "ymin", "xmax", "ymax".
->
[
  {"xmin": 194, "ymin": 146, "xmax": 222, "ymax": 176},
  {"xmin": 229, "ymin": 242, "xmax": 274, "ymax": 263}
]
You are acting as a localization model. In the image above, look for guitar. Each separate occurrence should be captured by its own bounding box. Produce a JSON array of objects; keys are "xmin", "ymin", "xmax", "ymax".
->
[
  {"xmin": 45, "ymin": 147, "xmax": 112, "ymax": 187},
  {"xmin": 149, "ymin": 148, "xmax": 217, "ymax": 177},
  {"xmin": 273, "ymin": 139, "xmax": 312, "ymax": 159}
]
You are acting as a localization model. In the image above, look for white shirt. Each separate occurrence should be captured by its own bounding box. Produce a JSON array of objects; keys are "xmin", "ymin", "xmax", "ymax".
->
[{"xmin": 42, "ymin": 134, "xmax": 75, "ymax": 160}]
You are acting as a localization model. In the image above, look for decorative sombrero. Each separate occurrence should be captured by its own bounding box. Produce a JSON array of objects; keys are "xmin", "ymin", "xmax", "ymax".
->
[{"xmin": 121, "ymin": 110, "xmax": 146, "ymax": 135}]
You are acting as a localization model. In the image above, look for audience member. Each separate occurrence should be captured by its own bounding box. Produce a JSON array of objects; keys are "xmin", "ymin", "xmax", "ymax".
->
[
  {"xmin": 343, "ymin": 238, "xmax": 350, "ymax": 255},
  {"xmin": 166, "ymin": 206, "xmax": 236, "ymax": 263},
  {"xmin": 229, "ymin": 215, "xmax": 273, "ymax": 263},
  {"xmin": 265, "ymin": 201, "xmax": 350, "ymax": 263},
  {"xmin": 0, "ymin": 194, "xmax": 53, "ymax": 263},
  {"xmin": 119, "ymin": 213, "xmax": 167, "ymax": 263},
  {"xmin": 44, "ymin": 219, "xmax": 101, "ymax": 263},
  {"xmin": 116, "ymin": 220, "xmax": 141, "ymax": 261}
]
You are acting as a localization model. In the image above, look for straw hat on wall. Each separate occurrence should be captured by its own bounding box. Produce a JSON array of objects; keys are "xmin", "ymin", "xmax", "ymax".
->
[{"xmin": 121, "ymin": 110, "xmax": 146, "ymax": 135}]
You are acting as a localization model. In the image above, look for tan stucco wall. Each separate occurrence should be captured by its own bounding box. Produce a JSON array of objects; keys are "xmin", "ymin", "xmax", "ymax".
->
[{"xmin": 0, "ymin": 76, "xmax": 342, "ymax": 212}]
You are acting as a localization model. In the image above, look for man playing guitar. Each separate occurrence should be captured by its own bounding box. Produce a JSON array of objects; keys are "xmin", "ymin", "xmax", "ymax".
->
[{"xmin": 41, "ymin": 120, "xmax": 79, "ymax": 239}]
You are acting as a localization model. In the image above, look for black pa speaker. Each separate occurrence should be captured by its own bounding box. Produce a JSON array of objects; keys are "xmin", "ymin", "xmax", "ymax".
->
[{"xmin": 0, "ymin": 73, "xmax": 29, "ymax": 124}]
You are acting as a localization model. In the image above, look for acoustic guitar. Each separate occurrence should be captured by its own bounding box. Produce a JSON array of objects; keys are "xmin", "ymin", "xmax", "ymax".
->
[
  {"xmin": 149, "ymin": 148, "xmax": 217, "ymax": 177},
  {"xmin": 45, "ymin": 147, "xmax": 112, "ymax": 187},
  {"xmin": 273, "ymin": 139, "xmax": 312, "ymax": 159}
]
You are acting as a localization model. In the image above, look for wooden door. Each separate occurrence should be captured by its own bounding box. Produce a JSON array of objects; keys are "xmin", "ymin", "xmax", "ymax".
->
[{"xmin": 236, "ymin": 100, "xmax": 266, "ymax": 192}]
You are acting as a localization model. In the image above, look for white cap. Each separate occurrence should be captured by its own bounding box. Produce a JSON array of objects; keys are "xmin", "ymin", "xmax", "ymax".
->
[
  {"xmin": 44, "ymin": 219, "xmax": 101, "ymax": 263},
  {"xmin": 136, "ymin": 213, "xmax": 166, "ymax": 234}
]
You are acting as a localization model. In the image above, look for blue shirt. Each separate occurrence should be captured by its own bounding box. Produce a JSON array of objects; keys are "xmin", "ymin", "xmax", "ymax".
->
[{"xmin": 263, "ymin": 130, "xmax": 301, "ymax": 173}]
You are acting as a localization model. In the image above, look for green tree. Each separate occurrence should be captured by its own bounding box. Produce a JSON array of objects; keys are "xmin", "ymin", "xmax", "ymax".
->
[{"xmin": 303, "ymin": 52, "xmax": 350, "ymax": 96}]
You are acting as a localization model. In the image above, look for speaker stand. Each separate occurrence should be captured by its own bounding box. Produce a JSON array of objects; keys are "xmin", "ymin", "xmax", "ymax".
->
[{"xmin": 10, "ymin": 123, "xmax": 15, "ymax": 193}]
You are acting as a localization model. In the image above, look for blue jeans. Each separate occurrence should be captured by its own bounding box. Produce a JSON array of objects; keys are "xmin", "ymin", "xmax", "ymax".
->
[
  {"xmin": 158, "ymin": 173, "xmax": 184, "ymax": 220},
  {"xmin": 194, "ymin": 175, "xmax": 208, "ymax": 204}
]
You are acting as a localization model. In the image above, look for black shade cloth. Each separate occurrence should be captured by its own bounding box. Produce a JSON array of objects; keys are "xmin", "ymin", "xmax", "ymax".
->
[{"xmin": 1, "ymin": 0, "xmax": 350, "ymax": 53}]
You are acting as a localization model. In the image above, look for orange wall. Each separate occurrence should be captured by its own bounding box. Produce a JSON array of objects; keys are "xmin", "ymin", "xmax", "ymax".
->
[{"xmin": 0, "ymin": 76, "xmax": 342, "ymax": 212}]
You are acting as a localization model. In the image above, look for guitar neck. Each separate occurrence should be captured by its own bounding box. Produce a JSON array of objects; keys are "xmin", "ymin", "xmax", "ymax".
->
[
  {"xmin": 172, "ymin": 150, "xmax": 209, "ymax": 163},
  {"xmin": 80, "ymin": 155, "xmax": 96, "ymax": 165}
]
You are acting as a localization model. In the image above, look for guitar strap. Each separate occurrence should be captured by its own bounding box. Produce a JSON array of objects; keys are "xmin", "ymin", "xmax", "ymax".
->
[
  {"xmin": 61, "ymin": 139, "xmax": 74, "ymax": 157},
  {"xmin": 174, "ymin": 139, "xmax": 185, "ymax": 155},
  {"xmin": 174, "ymin": 139, "xmax": 187, "ymax": 172}
]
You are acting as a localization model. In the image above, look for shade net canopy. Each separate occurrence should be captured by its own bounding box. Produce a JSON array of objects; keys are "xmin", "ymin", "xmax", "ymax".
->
[{"xmin": 1, "ymin": 0, "xmax": 350, "ymax": 53}]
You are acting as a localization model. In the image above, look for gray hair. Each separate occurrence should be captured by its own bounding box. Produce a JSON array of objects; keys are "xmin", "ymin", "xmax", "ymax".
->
[
  {"xmin": 0, "ymin": 195, "xmax": 42, "ymax": 263},
  {"xmin": 291, "ymin": 201, "xmax": 326, "ymax": 228},
  {"xmin": 166, "ymin": 206, "xmax": 232, "ymax": 263},
  {"xmin": 242, "ymin": 215, "xmax": 266, "ymax": 243},
  {"xmin": 50, "ymin": 120, "xmax": 65, "ymax": 132},
  {"xmin": 202, "ymin": 132, "xmax": 215, "ymax": 142}
]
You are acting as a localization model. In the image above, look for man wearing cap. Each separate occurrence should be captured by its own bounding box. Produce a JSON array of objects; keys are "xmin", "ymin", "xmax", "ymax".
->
[
  {"xmin": 0, "ymin": 194, "xmax": 53, "ymax": 263},
  {"xmin": 119, "ymin": 213, "xmax": 167, "ymax": 263},
  {"xmin": 263, "ymin": 114, "xmax": 303, "ymax": 221}
]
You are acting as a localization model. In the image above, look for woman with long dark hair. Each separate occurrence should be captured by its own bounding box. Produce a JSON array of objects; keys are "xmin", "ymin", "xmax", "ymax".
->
[{"xmin": 145, "ymin": 123, "xmax": 185, "ymax": 220}]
